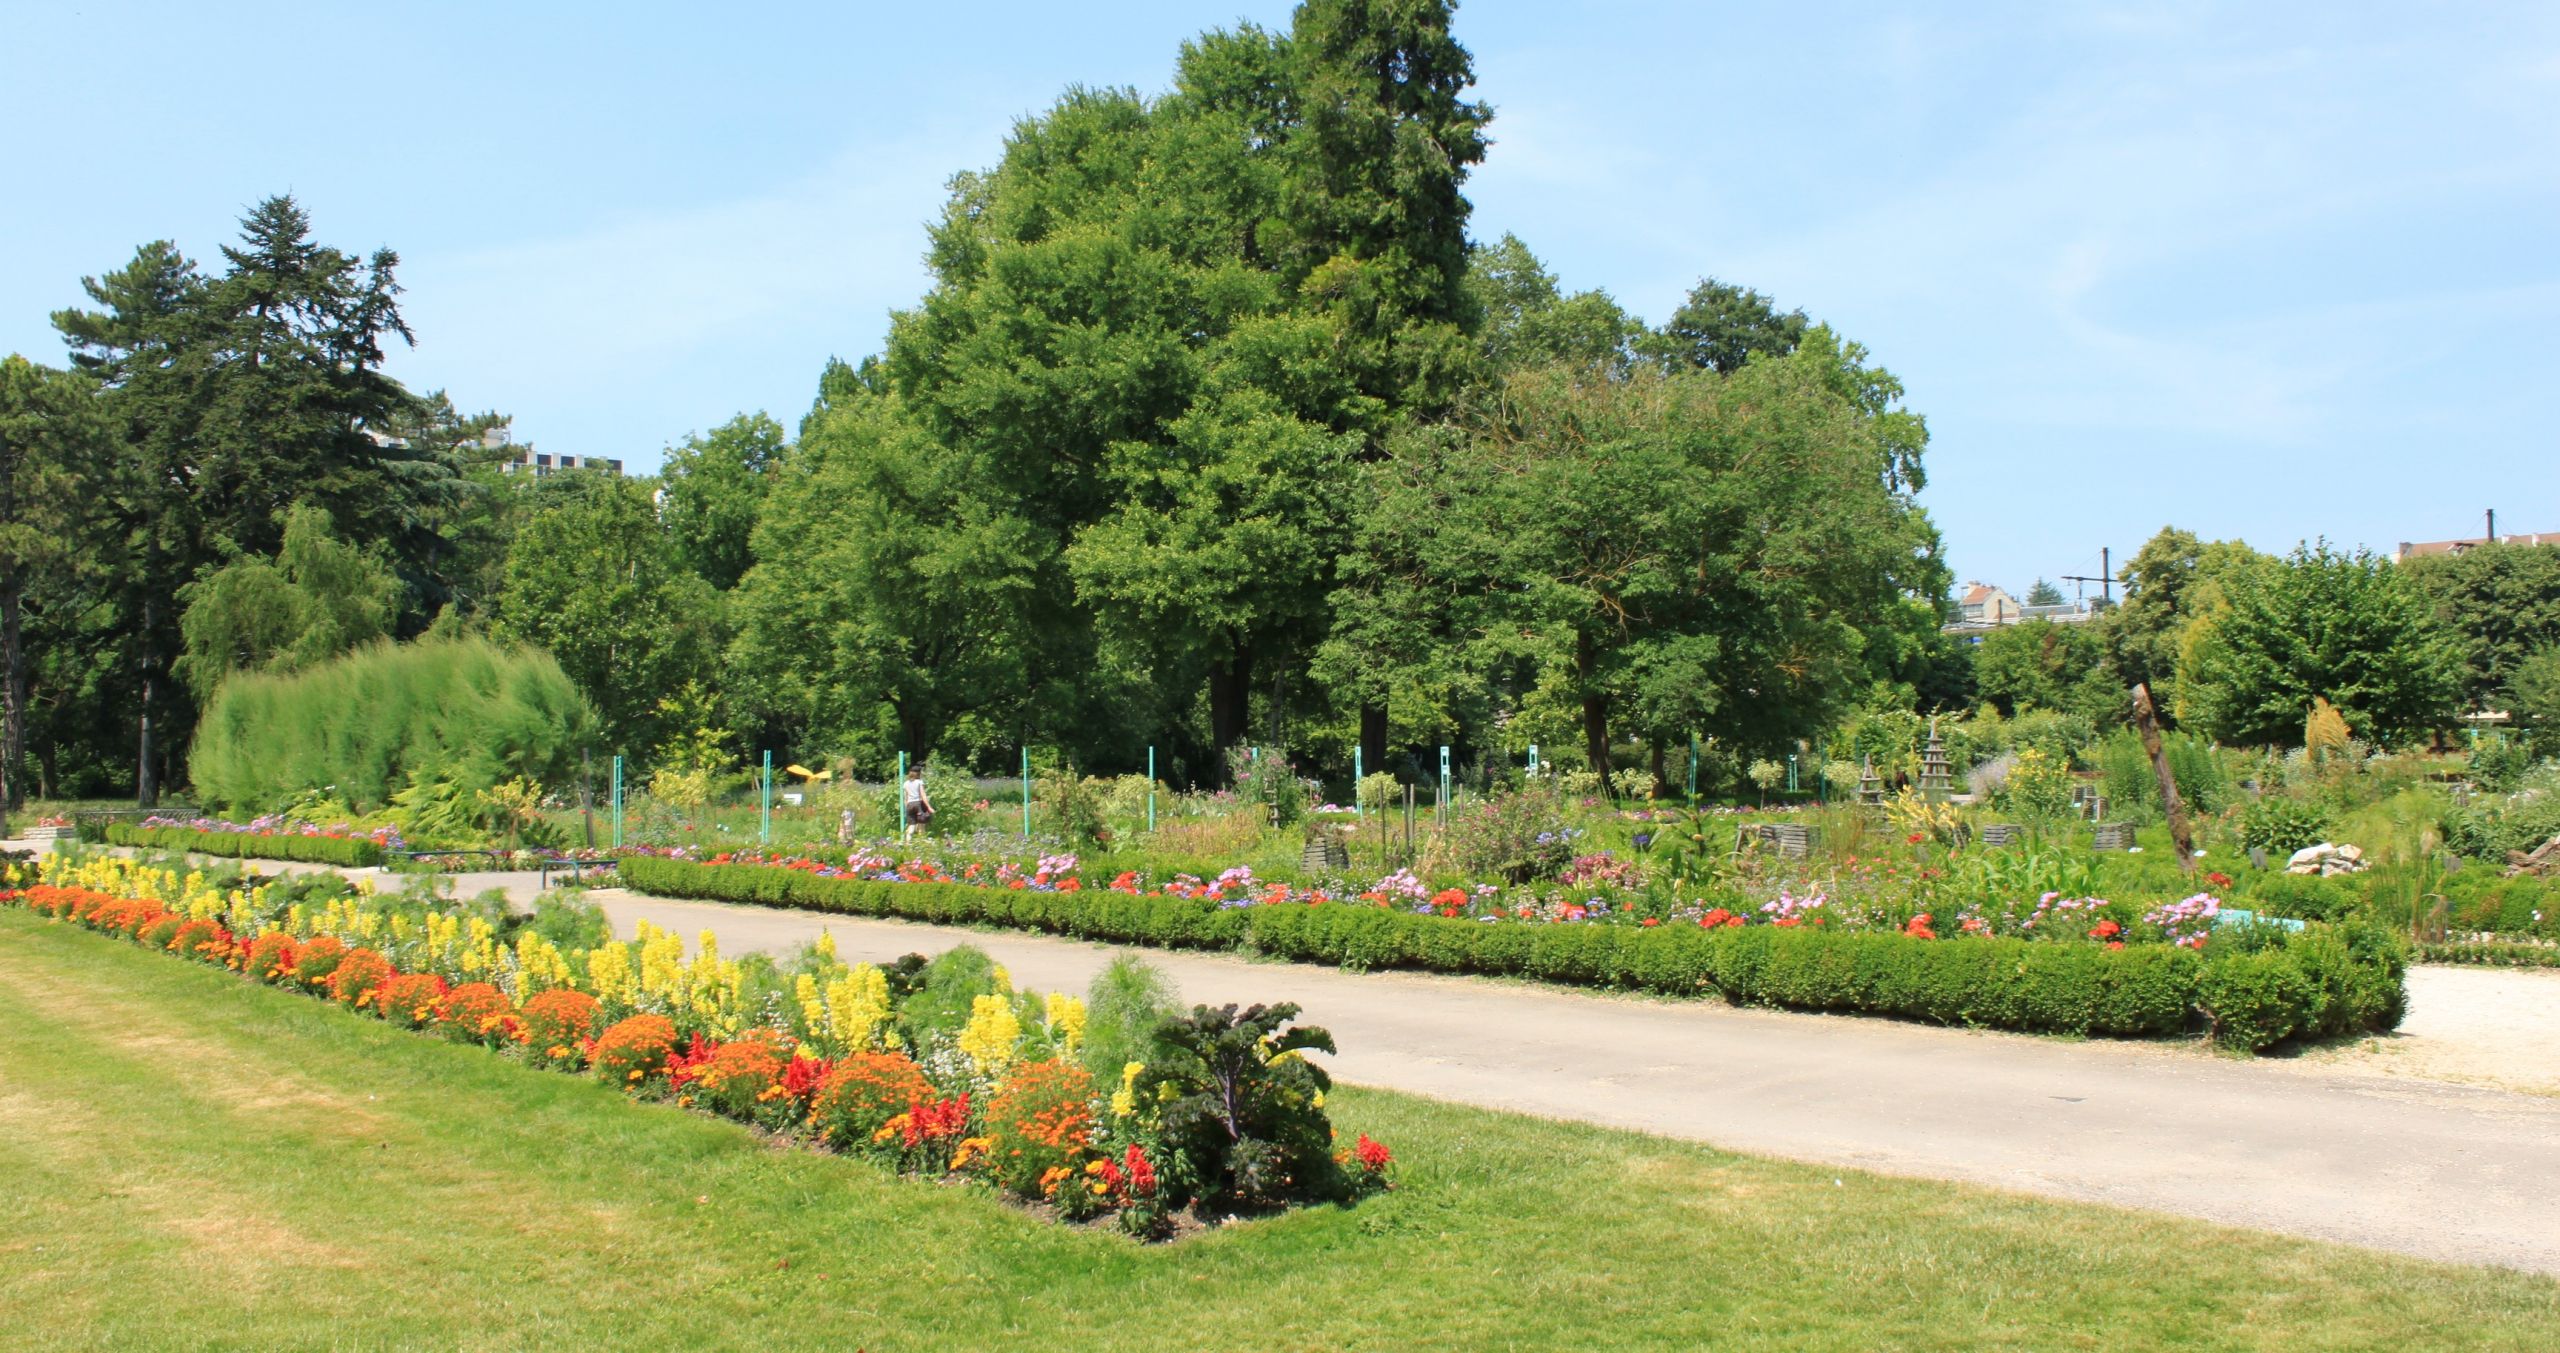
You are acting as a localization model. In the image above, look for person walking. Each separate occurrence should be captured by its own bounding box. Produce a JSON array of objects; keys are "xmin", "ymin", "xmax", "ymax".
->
[{"xmin": 901, "ymin": 765, "xmax": 935, "ymax": 841}]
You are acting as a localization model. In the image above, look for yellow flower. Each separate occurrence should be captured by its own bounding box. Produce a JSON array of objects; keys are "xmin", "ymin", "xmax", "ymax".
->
[
  {"xmin": 957, "ymin": 994, "xmax": 1021, "ymax": 1074},
  {"xmin": 1044, "ymin": 993, "xmax": 1087, "ymax": 1054}
]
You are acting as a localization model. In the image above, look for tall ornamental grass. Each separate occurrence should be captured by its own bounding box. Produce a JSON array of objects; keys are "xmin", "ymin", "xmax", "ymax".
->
[{"xmin": 190, "ymin": 637, "xmax": 594, "ymax": 812}]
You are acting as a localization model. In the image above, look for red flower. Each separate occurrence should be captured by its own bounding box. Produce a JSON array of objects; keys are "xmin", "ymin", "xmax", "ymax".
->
[
  {"xmin": 1906, "ymin": 832, "xmax": 1926, "ymax": 844},
  {"xmin": 2089, "ymin": 918, "xmax": 2122, "ymax": 941},
  {"xmin": 2207, "ymin": 871, "xmax": 2233, "ymax": 890},
  {"xmin": 1903, "ymin": 912, "xmax": 1936, "ymax": 940},
  {"xmin": 1354, "ymin": 1134, "xmax": 1393, "ymax": 1173},
  {"xmin": 1640, "ymin": 917, "xmax": 1661, "ymax": 928}
]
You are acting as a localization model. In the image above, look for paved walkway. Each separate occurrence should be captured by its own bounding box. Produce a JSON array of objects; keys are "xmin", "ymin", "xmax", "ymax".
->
[{"xmin": 27, "ymin": 844, "xmax": 2560, "ymax": 1274}]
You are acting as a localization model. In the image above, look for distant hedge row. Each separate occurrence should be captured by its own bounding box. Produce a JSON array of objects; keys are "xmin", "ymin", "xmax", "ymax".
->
[
  {"xmin": 105, "ymin": 823, "xmax": 385, "ymax": 869},
  {"xmin": 621, "ymin": 858, "xmax": 2406, "ymax": 1052}
]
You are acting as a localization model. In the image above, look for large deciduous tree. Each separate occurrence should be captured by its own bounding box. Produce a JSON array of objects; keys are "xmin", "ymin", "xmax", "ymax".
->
[
  {"xmin": 729, "ymin": 390, "xmax": 1044, "ymax": 765},
  {"xmin": 2097, "ymin": 526, "xmax": 2261, "ymax": 723},
  {"xmin": 2400, "ymin": 541, "xmax": 2560, "ymax": 712},
  {"xmin": 494, "ymin": 475, "xmax": 721, "ymax": 757},
  {"xmin": 660, "ymin": 412, "xmax": 786, "ymax": 592},
  {"xmin": 2178, "ymin": 542, "xmax": 2461, "ymax": 746},
  {"xmin": 863, "ymin": 3, "xmax": 1488, "ymax": 773}
]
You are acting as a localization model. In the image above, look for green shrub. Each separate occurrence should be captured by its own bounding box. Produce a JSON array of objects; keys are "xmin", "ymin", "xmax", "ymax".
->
[
  {"xmin": 2236, "ymin": 796, "xmax": 2332, "ymax": 857},
  {"xmin": 2198, "ymin": 949, "xmax": 2307, "ymax": 1052},
  {"xmin": 189, "ymin": 636, "xmax": 593, "ymax": 814},
  {"xmin": 1080, "ymin": 953, "xmax": 1182, "ymax": 1078},
  {"xmin": 105, "ymin": 823, "xmax": 386, "ymax": 868},
  {"xmin": 620, "ymin": 857, "xmax": 2399, "ymax": 1051}
]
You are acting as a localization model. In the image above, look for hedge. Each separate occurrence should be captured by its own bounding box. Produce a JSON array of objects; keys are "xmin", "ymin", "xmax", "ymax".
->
[
  {"xmin": 104, "ymin": 823, "xmax": 386, "ymax": 869},
  {"xmin": 620, "ymin": 858, "xmax": 2405, "ymax": 1052}
]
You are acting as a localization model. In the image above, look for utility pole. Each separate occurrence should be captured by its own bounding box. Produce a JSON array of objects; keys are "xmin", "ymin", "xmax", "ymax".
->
[{"xmin": 2060, "ymin": 546, "xmax": 2113, "ymax": 605}]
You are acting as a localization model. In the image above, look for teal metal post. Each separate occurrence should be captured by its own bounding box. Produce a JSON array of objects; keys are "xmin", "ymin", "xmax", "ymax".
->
[
  {"xmin": 610, "ymin": 755, "xmax": 624, "ymax": 848},
  {"xmin": 1437, "ymin": 745, "xmax": 1451, "ymax": 826},
  {"xmin": 897, "ymin": 750, "xmax": 907, "ymax": 835},
  {"xmin": 1786, "ymin": 752, "xmax": 1799, "ymax": 795},
  {"xmin": 1527, "ymin": 744, "xmax": 1538, "ymax": 777},
  {"xmin": 760, "ymin": 750, "xmax": 773, "ymax": 843},
  {"xmin": 1147, "ymin": 746, "xmax": 1157, "ymax": 832},
  {"xmin": 1687, "ymin": 736, "xmax": 1698, "ymax": 804},
  {"xmin": 1021, "ymin": 748, "xmax": 1031, "ymax": 836},
  {"xmin": 1353, "ymin": 745, "xmax": 1363, "ymax": 817}
]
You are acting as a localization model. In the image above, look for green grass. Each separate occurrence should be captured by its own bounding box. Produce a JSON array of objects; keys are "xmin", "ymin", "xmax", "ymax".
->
[{"xmin": 3, "ymin": 911, "xmax": 2554, "ymax": 1352}]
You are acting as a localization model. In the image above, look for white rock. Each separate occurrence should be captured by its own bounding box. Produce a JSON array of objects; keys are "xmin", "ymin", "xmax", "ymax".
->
[{"xmin": 2288, "ymin": 843, "xmax": 2336, "ymax": 869}]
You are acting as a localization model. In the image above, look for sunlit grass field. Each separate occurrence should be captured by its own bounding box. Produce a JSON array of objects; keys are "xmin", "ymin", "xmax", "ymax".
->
[{"xmin": 3, "ymin": 907, "xmax": 2553, "ymax": 1351}]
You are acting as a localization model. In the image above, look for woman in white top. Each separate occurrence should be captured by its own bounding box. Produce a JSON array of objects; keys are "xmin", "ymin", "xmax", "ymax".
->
[{"xmin": 901, "ymin": 766, "xmax": 935, "ymax": 840}]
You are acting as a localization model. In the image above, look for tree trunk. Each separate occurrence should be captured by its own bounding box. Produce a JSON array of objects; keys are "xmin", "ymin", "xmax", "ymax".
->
[
  {"xmin": 0, "ymin": 580, "xmax": 21, "ymax": 810},
  {"xmin": 136, "ymin": 594, "xmax": 159, "ymax": 808},
  {"xmin": 2131, "ymin": 683, "xmax": 2195, "ymax": 874},
  {"xmin": 1575, "ymin": 632, "xmax": 1612, "ymax": 795},
  {"xmin": 1649, "ymin": 741, "xmax": 1668, "ymax": 802},
  {"xmin": 1358, "ymin": 703, "xmax": 1388, "ymax": 785},
  {"xmin": 1208, "ymin": 641, "xmax": 1253, "ymax": 768}
]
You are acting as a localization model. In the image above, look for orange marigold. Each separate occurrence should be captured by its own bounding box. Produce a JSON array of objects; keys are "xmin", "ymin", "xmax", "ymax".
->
[
  {"xmin": 520, "ymin": 988, "xmax": 601, "ymax": 1066},
  {"xmin": 376, "ymin": 972, "xmax": 450, "ymax": 1026},
  {"xmin": 808, "ymin": 1050, "xmax": 933, "ymax": 1151},
  {"xmin": 982, "ymin": 1059, "xmax": 1097, "ymax": 1199},
  {"xmin": 245, "ymin": 932, "xmax": 299, "ymax": 984},
  {"xmin": 682, "ymin": 1029, "xmax": 794, "ymax": 1122},
  {"xmin": 330, "ymin": 948, "xmax": 395, "ymax": 1007},
  {"xmin": 169, "ymin": 918, "xmax": 227, "ymax": 963},
  {"xmin": 436, "ymin": 981, "xmax": 520, "ymax": 1048},
  {"xmin": 291, "ymin": 935, "xmax": 347, "ymax": 989},
  {"xmin": 590, "ymin": 1013, "xmax": 680, "ymax": 1089}
]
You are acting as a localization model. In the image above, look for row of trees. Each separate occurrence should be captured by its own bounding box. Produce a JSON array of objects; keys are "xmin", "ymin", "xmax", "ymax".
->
[
  {"xmin": 1959, "ymin": 528, "xmax": 2560, "ymax": 750},
  {"xmin": 1, "ymin": 0, "xmax": 1949, "ymax": 803}
]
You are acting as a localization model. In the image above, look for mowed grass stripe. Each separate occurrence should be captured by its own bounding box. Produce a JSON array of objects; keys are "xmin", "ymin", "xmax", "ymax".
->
[{"xmin": 2, "ymin": 909, "xmax": 2555, "ymax": 1352}]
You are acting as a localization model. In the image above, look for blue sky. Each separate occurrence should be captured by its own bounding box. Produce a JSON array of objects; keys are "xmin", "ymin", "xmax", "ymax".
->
[{"xmin": 5, "ymin": 2, "xmax": 2554, "ymax": 597}]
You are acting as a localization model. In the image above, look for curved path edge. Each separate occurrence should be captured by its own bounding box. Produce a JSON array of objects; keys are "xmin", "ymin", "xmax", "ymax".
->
[{"xmin": 24, "ymin": 844, "xmax": 2558, "ymax": 1274}]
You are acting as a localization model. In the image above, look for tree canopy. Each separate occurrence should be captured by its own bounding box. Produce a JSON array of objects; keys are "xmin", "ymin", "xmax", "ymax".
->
[{"xmin": 2178, "ymin": 542, "xmax": 2461, "ymax": 746}]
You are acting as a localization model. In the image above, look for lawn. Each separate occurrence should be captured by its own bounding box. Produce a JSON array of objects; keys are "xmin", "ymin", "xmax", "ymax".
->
[{"xmin": 2, "ymin": 909, "xmax": 2553, "ymax": 1352}]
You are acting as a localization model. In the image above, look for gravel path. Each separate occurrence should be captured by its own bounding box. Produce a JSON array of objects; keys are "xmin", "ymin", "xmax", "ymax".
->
[
  {"xmin": 28, "ymin": 845, "xmax": 2560, "ymax": 1274},
  {"xmin": 573, "ymin": 887, "xmax": 2560, "ymax": 1276}
]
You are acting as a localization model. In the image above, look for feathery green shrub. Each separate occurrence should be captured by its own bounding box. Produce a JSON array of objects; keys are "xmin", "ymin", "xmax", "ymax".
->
[{"xmin": 189, "ymin": 637, "xmax": 594, "ymax": 813}]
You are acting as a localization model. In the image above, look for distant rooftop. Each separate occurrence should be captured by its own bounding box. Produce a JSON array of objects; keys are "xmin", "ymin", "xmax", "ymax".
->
[{"xmin": 2393, "ymin": 531, "xmax": 2560, "ymax": 563}]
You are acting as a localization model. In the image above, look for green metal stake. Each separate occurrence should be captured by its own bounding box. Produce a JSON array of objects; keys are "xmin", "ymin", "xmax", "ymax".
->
[
  {"xmin": 760, "ymin": 750, "xmax": 772, "ymax": 843},
  {"xmin": 1020, "ymin": 748, "xmax": 1031, "ymax": 836},
  {"xmin": 1527, "ymin": 743, "xmax": 1538, "ymax": 777},
  {"xmin": 1438, "ymin": 745, "xmax": 1451, "ymax": 828},
  {"xmin": 610, "ymin": 755, "xmax": 623, "ymax": 848},
  {"xmin": 1147, "ymin": 746, "xmax": 1157, "ymax": 833},
  {"xmin": 1687, "ymin": 735, "xmax": 1699, "ymax": 805},
  {"xmin": 1353, "ymin": 744, "xmax": 1363, "ymax": 817}
]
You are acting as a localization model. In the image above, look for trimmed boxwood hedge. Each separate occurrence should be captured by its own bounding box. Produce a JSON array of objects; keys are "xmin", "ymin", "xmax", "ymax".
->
[
  {"xmin": 104, "ymin": 823, "xmax": 386, "ymax": 869},
  {"xmin": 621, "ymin": 858, "xmax": 2404, "ymax": 1052}
]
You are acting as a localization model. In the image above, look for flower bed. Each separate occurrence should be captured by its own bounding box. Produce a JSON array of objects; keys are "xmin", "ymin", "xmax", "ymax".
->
[
  {"xmin": 2, "ymin": 854, "xmax": 1390, "ymax": 1235},
  {"xmin": 620, "ymin": 855, "xmax": 2406, "ymax": 1052},
  {"xmin": 104, "ymin": 817, "xmax": 397, "ymax": 868}
]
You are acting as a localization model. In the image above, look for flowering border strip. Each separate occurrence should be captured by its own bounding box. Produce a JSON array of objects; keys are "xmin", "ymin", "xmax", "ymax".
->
[
  {"xmin": 2, "ymin": 865, "xmax": 1394, "ymax": 1235},
  {"xmin": 621, "ymin": 858, "xmax": 2406, "ymax": 1052},
  {"xmin": 104, "ymin": 822, "xmax": 387, "ymax": 868}
]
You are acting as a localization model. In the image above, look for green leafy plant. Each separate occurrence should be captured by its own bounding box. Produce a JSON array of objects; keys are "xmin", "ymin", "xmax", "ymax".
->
[
  {"xmin": 2237, "ymin": 796, "xmax": 2332, "ymax": 857},
  {"xmin": 1037, "ymin": 767, "xmax": 1109, "ymax": 847},
  {"xmin": 1142, "ymin": 1002, "xmax": 1345, "ymax": 1213}
]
